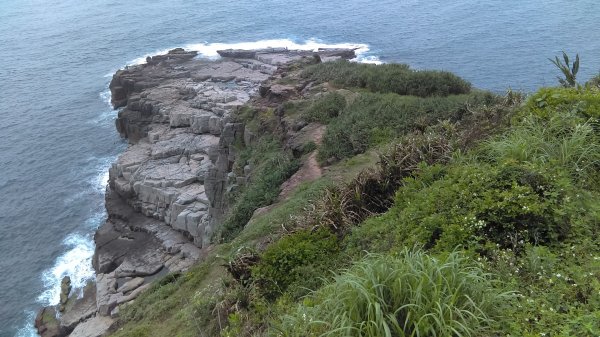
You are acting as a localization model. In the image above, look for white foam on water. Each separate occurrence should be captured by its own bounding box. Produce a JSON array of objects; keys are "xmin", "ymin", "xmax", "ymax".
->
[
  {"xmin": 126, "ymin": 38, "xmax": 382, "ymax": 66},
  {"xmin": 89, "ymin": 156, "xmax": 114, "ymax": 194},
  {"xmin": 37, "ymin": 233, "xmax": 96, "ymax": 306},
  {"xmin": 99, "ymin": 88, "xmax": 112, "ymax": 107}
]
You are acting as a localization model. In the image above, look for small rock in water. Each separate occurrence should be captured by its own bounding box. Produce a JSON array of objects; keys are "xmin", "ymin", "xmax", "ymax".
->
[{"xmin": 59, "ymin": 276, "xmax": 71, "ymax": 312}]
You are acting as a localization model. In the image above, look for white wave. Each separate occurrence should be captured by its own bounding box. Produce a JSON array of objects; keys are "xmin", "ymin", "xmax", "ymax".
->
[
  {"xmin": 37, "ymin": 233, "xmax": 95, "ymax": 306},
  {"xmin": 126, "ymin": 38, "xmax": 381, "ymax": 66},
  {"xmin": 99, "ymin": 88, "xmax": 112, "ymax": 107},
  {"xmin": 91, "ymin": 156, "xmax": 116, "ymax": 194}
]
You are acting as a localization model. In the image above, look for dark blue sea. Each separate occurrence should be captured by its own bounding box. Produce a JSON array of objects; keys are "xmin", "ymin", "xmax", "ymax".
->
[{"xmin": 1, "ymin": 0, "xmax": 599, "ymax": 335}]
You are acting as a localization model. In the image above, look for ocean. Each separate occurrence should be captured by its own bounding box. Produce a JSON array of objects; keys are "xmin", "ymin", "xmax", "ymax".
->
[{"xmin": 0, "ymin": 0, "xmax": 599, "ymax": 335}]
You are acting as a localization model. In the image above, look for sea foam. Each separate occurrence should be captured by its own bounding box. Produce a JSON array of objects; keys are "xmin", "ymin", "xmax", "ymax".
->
[
  {"xmin": 127, "ymin": 38, "xmax": 381, "ymax": 66},
  {"xmin": 37, "ymin": 233, "xmax": 96, "ymax": 306}
]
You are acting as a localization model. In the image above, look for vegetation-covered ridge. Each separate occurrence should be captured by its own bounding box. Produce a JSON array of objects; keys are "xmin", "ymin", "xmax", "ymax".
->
[{"xmin": 109, "ymin": 57, "xmax": 600, "ymax": 337}]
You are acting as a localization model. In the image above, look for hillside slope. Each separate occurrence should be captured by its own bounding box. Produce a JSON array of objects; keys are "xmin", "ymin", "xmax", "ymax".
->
[{"xmin": 110, "ymin": 58, "xmax": 600, "ymax": 337}]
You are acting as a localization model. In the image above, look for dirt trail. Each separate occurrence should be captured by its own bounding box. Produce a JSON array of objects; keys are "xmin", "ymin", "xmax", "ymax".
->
[{"xmin": 278, "ymin": 125, "xmax": 326, "ymax": 200}]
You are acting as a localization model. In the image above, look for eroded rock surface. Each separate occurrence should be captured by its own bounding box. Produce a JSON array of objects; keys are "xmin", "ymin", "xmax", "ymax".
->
[{"xmin": 108, "ymin": 47, "xmax": 354, "ymax": 247}]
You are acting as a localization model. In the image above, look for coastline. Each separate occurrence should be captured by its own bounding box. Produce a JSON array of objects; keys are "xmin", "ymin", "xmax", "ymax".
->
[{"xmin": 34, "ymin": 46, "xmax": 356, "ymax": 337}]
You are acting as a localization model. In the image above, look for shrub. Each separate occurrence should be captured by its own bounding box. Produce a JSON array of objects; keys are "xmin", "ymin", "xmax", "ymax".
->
[
  {"xmin": 271, "ymin": 250, "xmax": 511, "ymax": 337},
  {"xmin": 347, "ymin": 162, "xmax": 575, "ymax": 255},
  {"xmin": 524, "ymin": 86, "xmax": 600, "ymax": 119},
  {"xmin": 588, "ymin": 73, "xmax": 600, "ymax": 88},
  {"xmin": 252, "ymin": 228, "xmax": 340, "ymax": 300},
  {"xmin": 301, "ymin": 61, "xmax": 471, "ymax": 97},
  {"xmin": 318, "ymin": 91, "xmax": 497, "ymax": 162},
  {"xmin": 303, "ymin": 92, "xmax": 347, "ymax": 123}
]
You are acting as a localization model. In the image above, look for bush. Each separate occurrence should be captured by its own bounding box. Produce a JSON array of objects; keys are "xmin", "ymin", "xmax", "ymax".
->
[
  {"xmin": 524, "ymin": 86, "xmax": 600, "ymax": 119},
  {"xmin": 347, "ymin": 161, "xmax": 575, "ymax": 255},
  {"xmin": 252, "ymin": 228, "xmax": 340, "ymax": 300},
  {"xmin": 301, "ymin": 61, "xmax": 472, "ymax": 97},
  {"xmin": 588, "ymin": 73, "xmax": 600, "ymax": 88},
  {"xmin": 271, "ymin": 250, "xmax": 511, "ymax": 337},
  {"xmin": 303, "ymin": 92, "xmax": 347, "ymax": 123},
  {"xmin": 318, "ymin": 91, "xmax": 497, "ymax": 161}
]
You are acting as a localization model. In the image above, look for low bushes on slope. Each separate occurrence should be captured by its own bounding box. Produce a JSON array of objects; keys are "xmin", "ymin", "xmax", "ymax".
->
[
  {"xmin": 317, "ymin": 91, "xmax": 498, "ymax": 162},
  {"xmin": 301, "ymin": 61, "xmax": 472, "ymax": 97},
  {"xmin": 347, "ymin": 111, "xmax": 599, "ymax": 255},
  {"xmin": 251, "ymin": 228, "xmax": 340, "ymax": 300},
  {"xmin": 302, "ymin": 92, "xmax": 347, "ymax": 124},
  {"xmin": 271, "ymin": 250, "xmax": 510, "ymax": 337}
]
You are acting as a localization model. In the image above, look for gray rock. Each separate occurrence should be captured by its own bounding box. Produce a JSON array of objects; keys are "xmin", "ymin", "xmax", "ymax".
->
[
  {"xmin": 60, "ymin": 282, "xmax": 96, "ymax": 331},
  {"xmin": 96, "ymin": 273, "xmax": 117, "ymax": 316},
  {"xmin": 116, "ymin": 277, "xmax": 144, "ymax": 294},
  {"xmin": 113, "ymin": 250, "xmax": 164, "ymax": 278},
  {"xmin": 68, "ymin": 316, "xmax": 114, "ymax": 337}
]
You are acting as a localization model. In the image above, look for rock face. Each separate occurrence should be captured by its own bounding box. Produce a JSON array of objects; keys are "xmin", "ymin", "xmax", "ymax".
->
[
  {"xmin": 35, "ymin": 47, "xmax": 356, "ymax": 337},
  {"xmin": 107, "ymin": 47, "xmax": 352, "ymax": 247}
]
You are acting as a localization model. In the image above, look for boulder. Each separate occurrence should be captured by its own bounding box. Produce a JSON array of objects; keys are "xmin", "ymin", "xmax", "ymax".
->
[
  {"xmin": 217, "ymin": 49, "xmax": 257, "ymax": 59},
  {"xmin": 35, "ymin": 307, "xmax": 65, "ymax": 337},
  {"xmin": 68, "ymin": 316, "xmax": 114, "ymax": 337},
  {"xmin": 59, "ymin": 282, "xmax": 97, "ymax": 331},
  {"xmin": 59, "ymin": 276, "xmax": 71, "ymax": 312}
]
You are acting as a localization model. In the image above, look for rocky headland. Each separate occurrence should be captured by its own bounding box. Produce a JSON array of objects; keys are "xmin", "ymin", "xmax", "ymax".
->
[{"xmin": 35, "ymin": 46, "xmax": 355, "ymax": 337}]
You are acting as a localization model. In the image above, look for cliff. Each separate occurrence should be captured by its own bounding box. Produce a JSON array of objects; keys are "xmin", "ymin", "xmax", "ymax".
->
[{"xmin": 35, "ymin": 47, "xmax": 356, "ymax": 337}]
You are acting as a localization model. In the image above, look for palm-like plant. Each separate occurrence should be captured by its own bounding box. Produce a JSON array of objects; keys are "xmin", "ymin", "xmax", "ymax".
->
[{"xmin": 549, "ymin": 51, "xmax": 579, "ymax": 87}]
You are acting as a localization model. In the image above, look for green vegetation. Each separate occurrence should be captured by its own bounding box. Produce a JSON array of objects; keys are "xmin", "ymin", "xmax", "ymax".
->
[
  {"xmin": 317, "ymin": 91, "xmax": 497, "ymax": 161},
  {"xmin": 108, "ymin": 57, "xmax": 600, "ymax": 337},
  {"xmin": 252, "ymin": 228, "xmax": 341, "ymax": 300},
  {"xmin": 302, "ymin": 60, "xmax": 471, "ymax": 97},
  {"xmin": 524, "ymin": 86, "xmax": 600, "ymax": 119},
  {"xmin": 302, "ymin": 92, "xmax": 347, "ymax": 123},
  {"xmin": 549, "ymin": 51, "xmax": 580, "ymax": 87},
  {"xmin": 219, "ymin": 138, "xmax": 299, "ymax": 241},
  {"xmin": 272, "ymin": 250, "xmax": 511, "ymax": 337}
]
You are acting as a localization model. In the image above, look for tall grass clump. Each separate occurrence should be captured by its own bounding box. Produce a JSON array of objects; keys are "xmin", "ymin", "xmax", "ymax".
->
[
  {"xmin": 301, "ymin": 61, "xmax": 471, "ymax": 97},
  {"xmin": 477, "ymin": 113, "xmax": 600, "ymax": 186},
  {"xmin": 271, "ymin": 250, "xmax": 511, "ymax": 337}
]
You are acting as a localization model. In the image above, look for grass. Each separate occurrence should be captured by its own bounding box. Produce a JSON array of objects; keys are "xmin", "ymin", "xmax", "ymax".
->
[
  {"xmin": 271, "ymin": 250, "xmax": 511, "ymax": 337},
  {"xmin": 476, "ymin": 112, "xmax": 600, "ymax": 186}
]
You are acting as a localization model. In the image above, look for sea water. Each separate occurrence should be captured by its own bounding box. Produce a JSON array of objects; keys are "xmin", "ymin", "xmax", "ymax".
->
[{"xmin": 1, "ymin": 0, "xmax": 599, "ymax": 335}]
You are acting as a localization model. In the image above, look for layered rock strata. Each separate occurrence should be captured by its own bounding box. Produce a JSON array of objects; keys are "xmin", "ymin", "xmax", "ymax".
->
[
  {"xmin": 107, "ymin": 47, "xmax": 354, "ymax": 247},
  {"xmin": 35, "ymin": 47, "xmax": 355, "ymax": 337}
]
